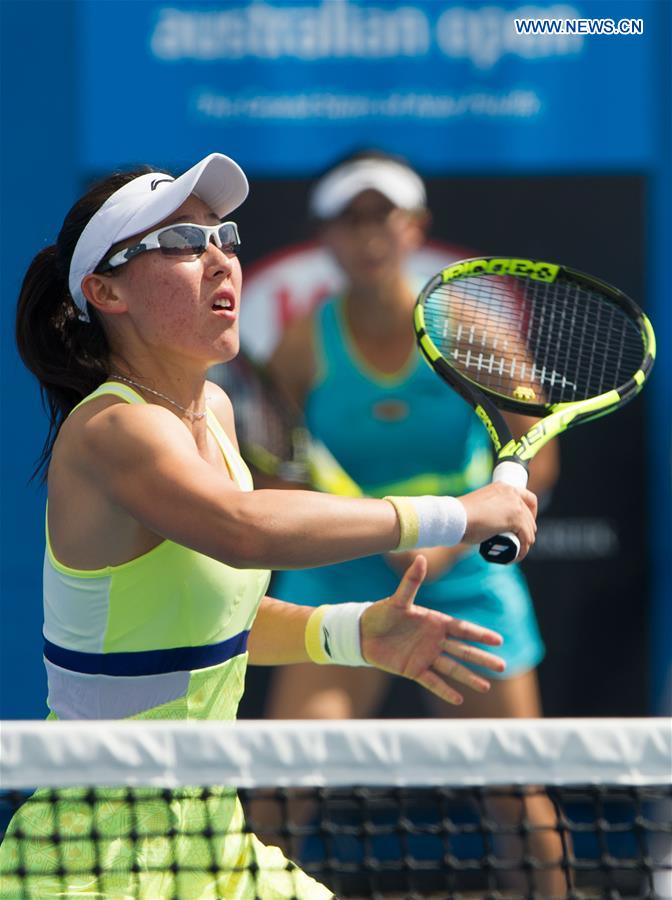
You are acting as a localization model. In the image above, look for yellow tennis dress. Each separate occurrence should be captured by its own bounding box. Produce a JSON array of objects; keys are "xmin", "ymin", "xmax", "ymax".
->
[{"xmin": 0, "ymin": 382, "xmax": 332, "ymax": 899}]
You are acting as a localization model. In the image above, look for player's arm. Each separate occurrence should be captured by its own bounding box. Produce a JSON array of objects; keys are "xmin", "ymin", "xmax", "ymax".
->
[
  {"xmin": 80, "ymin": 402, "xmax": 537, "ymax": 569},
  {"xmin": 266, "ymin": 313, "xmax": 317, "ymax": 408},
  {"xmin": 247, "ymin": 596, "xmax": 313, "ymax": 664},
  {"xmin": 81, "ymin": 401, "xmax": 395, "ymax": 568},
  {"xmin": 248, "ymin": 557, "xmax": 506, "ymax": 705},
  {"xmin": 386, "ymin": 415, "xmax": 557, "ymax": 579}
]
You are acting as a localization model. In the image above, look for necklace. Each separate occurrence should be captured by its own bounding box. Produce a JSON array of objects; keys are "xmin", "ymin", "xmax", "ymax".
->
[{"xmin": 109, "ymin": 374, "xmax": 207, "ymax": 421}]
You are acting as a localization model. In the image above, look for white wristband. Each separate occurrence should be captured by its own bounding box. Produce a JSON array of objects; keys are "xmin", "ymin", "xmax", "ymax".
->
[
  {"xmin": 305, "ymin": 602, "xmax": 374, "ymax": 667},
  {"xmin": 385, "ymin": 495, "xmax": 467, "ymax": 551}
]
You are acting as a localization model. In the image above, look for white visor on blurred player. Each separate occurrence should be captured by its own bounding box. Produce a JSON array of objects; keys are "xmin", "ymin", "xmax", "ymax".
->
[
  {"xmin": 69, "ymin": 153, "xmax": 248, "ymax": 322},
  {"xmin": 309, "ymin": 158, "xmax": 426, "ymax": 221}
]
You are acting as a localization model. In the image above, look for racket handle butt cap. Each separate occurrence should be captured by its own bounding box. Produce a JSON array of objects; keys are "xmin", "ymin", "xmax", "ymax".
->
[{"xmin": 479, "ymin": 532, "xmax": 520, "ymax": 565}]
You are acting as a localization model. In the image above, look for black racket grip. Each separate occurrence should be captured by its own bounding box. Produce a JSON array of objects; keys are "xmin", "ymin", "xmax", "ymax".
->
[
  {"xmin": 479, "ymin": 461, "xmax": 529, "ymax": 565},
  {"xmin": 480, "ymin": 532, "xmax": 520, "ymax": 564}
]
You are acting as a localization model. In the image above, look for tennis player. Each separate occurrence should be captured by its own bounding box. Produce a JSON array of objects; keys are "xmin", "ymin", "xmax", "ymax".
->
[
  {"xmin": 264, "ymin": 150, "xmax": 565, "ymax": 895},
  {"xmin": 0, "ymin": 153, "xmax": 536, "ymax": 898}
]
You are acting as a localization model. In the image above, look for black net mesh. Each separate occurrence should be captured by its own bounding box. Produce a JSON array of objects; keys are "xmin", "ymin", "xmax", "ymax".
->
[
  {"xmin": 2, "ymin": 782, "xmax": 670, "ymax": 899},
  {"xmin": 422, "ymin": 273, "xmax": 644, "ymax": 406}
]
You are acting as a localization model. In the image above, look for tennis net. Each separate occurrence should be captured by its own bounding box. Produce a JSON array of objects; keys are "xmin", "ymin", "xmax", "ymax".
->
[{"xmin": 1, "ymin": 718, "xmax": 670, "ymax": 899}]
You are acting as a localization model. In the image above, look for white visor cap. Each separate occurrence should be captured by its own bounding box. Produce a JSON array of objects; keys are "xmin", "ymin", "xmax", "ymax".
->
[
  {"xmin": 309, "ymin": 159, "xmax": 426, "ymax": 221},
  {"xmin": 69, "ymin": 153, "xmax": 249, "ymax": 321}
]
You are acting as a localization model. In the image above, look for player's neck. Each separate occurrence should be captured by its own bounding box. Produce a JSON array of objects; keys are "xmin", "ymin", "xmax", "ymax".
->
[
  {"xmin": 342, "ymin": 285, "xmax": 416, "ymax": 375},
  {"xmin": 344, "ymin": 280, "xmax": 416, "ymax": 338},
  {"xmin": 108, "ymin": 353, "xmax": 210, "ymax": 432}
]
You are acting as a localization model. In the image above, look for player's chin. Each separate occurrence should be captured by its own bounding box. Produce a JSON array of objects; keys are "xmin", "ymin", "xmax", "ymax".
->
[
  {"xmin": 210, "ymin": 329, "xmax": 240, "ymax": 364},
  {"xmin": 356, "ymin": 264, "xmax": 400, "ymax": 292},
  {"xmin": 355, "ymin": 261, "xmax": 388, "ymax": 283}
]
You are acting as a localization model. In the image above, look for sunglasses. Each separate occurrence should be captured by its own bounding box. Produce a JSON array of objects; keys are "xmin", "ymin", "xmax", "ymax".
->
[{"xmin": 98, "ymin": 221, "xmax": 241, "ymax": 272}]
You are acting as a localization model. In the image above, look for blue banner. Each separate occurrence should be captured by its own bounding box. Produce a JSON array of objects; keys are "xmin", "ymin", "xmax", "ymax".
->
[{"xmin": 80, "ymin": 0, "xmax": 660, "ymax": 172}]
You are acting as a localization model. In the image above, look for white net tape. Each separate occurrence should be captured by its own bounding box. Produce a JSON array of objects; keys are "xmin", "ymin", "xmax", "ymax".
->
[{"xmin": 2, "ymin": 718, "xmax": 670, "ymax": 790}]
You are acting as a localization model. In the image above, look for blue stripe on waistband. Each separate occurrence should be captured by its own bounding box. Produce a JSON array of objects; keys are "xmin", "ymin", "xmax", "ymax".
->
[{"xmin": 43, "ymin": 631, "xmax": 250, "ymax": 676}]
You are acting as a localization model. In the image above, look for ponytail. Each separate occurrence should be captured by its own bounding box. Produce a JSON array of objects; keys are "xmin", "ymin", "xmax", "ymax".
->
[
  {"xmin": 16, "ymin": 246, "xmax": 110, "ymax": 480},
  {"xmin": 15, "ymin": 168, "xmax": 151, "ymax": 480}
]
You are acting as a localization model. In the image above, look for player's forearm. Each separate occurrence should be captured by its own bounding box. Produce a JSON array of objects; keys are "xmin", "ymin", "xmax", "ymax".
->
[
  {"xmin": 198, "ymin": 484, "xmax": 533, "ymax": 567},
  {"xmin": 247, "ymin": 596, "xmax": 313, "ymax": 665},
  {"xmin": 220, "ymin": 490, "xmax": 399, "ymax": 569}
]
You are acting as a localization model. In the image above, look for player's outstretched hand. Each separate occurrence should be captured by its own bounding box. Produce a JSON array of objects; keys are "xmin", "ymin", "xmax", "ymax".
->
[
  {"xmin": 459, "ymin": 482, "xmax": 538, "ymax": 560},
  {"xmin": 360, "ymin": 556, "xmax": 505, "ymax": 705}
]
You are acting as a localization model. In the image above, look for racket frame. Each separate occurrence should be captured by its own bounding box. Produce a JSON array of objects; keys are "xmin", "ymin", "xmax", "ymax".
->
[
  {"xmin": 414, "ymin": 257, "xmax": 655, "ymax": 564},
  {"xmin": 414, "ymin": 258, "xmax": 655, "ymax": 468}
]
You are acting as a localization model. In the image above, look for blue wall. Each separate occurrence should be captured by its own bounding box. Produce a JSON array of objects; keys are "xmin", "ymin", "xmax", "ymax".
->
[
  {"xmin": 1, "ymin": 0, "xmax": 79, "ymax": 717},
  {"xmin": 647, "ymin": 1, "xmax": 672, "ymax": 714}
]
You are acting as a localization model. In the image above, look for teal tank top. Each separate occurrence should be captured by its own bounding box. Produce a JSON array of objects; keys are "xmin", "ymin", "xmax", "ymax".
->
[
  {"xmin": 274, "ymin": 299, "xmax": 545, "ymax": 678},
  {"xmin": 305, "ymin": 299, "xmax": 493, "ymax": 498}
]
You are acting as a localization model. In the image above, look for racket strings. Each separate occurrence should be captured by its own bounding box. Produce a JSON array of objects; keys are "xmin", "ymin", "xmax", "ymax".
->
[{"xmin": 423, "ymin": 274, "xmax": 644, "ymax": 405}]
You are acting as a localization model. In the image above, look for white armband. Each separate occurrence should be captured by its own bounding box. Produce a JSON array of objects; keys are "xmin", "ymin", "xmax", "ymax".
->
[
  {"xmin": 305, "ymin": 602, "xmax": 374, "ymax": 667},
  {"xmin": 384, "ymin": 495, "xmax": 467, "ymax": 551}
]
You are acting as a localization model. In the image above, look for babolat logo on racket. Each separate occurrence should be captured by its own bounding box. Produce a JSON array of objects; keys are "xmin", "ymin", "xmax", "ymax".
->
[
  {"xmin": 519, "ymin": 421, "xmax": 547, "ymax": 447},
  {"xmin": 441, "ymin": 258, "xmax": 559, "ymax": 283},
  {"xmin": 474, "ymin": 405, "xmax": 503, "ymax": 451}
]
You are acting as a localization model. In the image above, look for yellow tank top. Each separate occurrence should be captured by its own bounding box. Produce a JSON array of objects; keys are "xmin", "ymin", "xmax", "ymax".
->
[
  {"xmin": 42, "ymin": 381, "xmax": 271, "ymax": 722},
  {"xmin": 0, "ymin": 383, "xmax": 332, "ymax": 899}
]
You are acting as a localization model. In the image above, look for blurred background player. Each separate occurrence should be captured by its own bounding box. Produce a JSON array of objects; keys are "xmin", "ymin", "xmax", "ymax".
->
[{"xmin": 263, "ymin": 150, "xmax": 564, "ymax": 894}]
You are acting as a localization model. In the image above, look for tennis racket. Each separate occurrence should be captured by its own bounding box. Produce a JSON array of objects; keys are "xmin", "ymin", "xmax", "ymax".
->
[
  {"xmin": 414, "ymin": 257, "xmax": 656, "ymax": 564},
  {"xmin": 209, "ymin": 351, "xmax": 363, "ymax": 497}
]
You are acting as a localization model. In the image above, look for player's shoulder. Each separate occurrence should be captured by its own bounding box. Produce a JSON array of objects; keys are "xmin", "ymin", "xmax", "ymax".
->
[
  {"xmin": 50, "ymin": 395, "xmax": 192, "ymax": 489},
  {"xmin": 66, "ymin": 391, "xmax": 179, "ymax": 431},
  {"xmin": 65, "ymin": 393, "xmax": 190, "ymax": 457}
]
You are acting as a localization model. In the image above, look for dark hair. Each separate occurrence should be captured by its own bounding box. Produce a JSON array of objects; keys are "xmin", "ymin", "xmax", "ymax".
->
[
  {"xmin": 16, "ymin": 167, "xmax": 153, "ymax": 480},
  {"xmin": 317, "ymin": 147, "xmax": 418, "ymax": 177}
]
